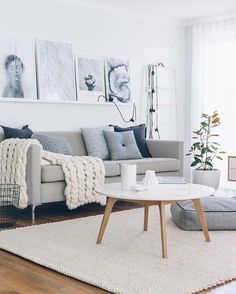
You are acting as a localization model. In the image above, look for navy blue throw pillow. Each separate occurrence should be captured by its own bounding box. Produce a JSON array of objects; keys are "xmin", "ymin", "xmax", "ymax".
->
[
  {"xmin": 1, "ymin": 125, "xmax": 33, "ymax": 139},
  {"xmin": 114, "ymin": 124, "xmax": 151, "ymax": 158}
]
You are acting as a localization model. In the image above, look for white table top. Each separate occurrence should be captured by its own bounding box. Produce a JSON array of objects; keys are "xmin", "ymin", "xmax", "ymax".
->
[{"xmin": 95, "ymin": 183, "xmax": 215, "ymax": 201}]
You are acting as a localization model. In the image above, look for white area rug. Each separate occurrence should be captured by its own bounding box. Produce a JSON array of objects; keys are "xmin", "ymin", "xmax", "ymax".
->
[{"xmin": 0, "ymin": 207, "xmax": 236, "ymax": 294}]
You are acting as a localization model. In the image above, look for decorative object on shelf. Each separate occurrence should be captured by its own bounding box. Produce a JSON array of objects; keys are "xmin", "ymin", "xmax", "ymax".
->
[
  {"xmin": 36, "ymin": 40, "xmax": 76, "ymax": 101},
  {"xmin": 142, "ymin": 170, "xmax": 159, "ymax": 191},
  {"xmin": 0, "ymin": 184, "xmax": 20, "ymax": 228},
  {"xmin": 186, "ymin": 111, "xmax": 226, "ymax": 189},
  {"xmin": 105, "ymin": 57, "xmax": 131, "ymax": 103},
  {"xmin": 98, "ymin": 94, "xmax": 136, "ymax": 123},
  {"xmin": 0, "ymin": 36, "xmax": 37, "ymax": 99},
  {"xmin": 76, "ymin": 56, "xmax": 105, "ymax": 103},
  {"xmin": 228, "ymin": 156, "xmax": 236, "ymax": 181},
  {"xmin": 121, "ymin": 164, "xmax": 136, "ymax": 190}
]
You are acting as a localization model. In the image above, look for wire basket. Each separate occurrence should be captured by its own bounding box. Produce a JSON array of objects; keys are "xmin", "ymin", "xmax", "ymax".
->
[{"xmin": 0, "ymin": 184, "xmax": 20, "ymax": 228}]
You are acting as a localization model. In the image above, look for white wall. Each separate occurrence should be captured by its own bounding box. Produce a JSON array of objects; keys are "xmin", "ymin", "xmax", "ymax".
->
[{"xmin": 0, "ymin": 0, "xmax": 185, "ymax": 136}]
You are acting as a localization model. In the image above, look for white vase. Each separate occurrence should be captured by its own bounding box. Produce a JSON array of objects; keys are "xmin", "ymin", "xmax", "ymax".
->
[
  {"xmin": 192, "ymin": 169, "xmax": 220, "ymax": 190},
  {"xmin": 121, "ymin": 164, "xmax": 137, "ymax": 190},
  {"xmin": 143, "ymin": 170, "xmax": 159, "ymax": 191}
]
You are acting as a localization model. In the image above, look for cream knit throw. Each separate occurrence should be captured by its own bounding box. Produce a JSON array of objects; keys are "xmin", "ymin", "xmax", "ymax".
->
[
  {"xmin": 42, "ymin": 151, "xmax": 106, "ymax": 209},
  {"xmin": 0, "ymin": 139, "xmax": 106, "ymax": 209}
]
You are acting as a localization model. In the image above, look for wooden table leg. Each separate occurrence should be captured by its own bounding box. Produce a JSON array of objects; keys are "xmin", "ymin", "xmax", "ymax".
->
[
  {"xmin": 159, "ymin": 202, "xmax": 167, "ymax": 258},
  {"xmin": 192, "ymin": 198, "xmax": 210, "ymax": 242},
  {"xmin": 144, "ymin": 205, "xmax": 149, "ymax": 231},
  {"xmin": 96, "ymin": 197, "xmax": 117, "ymax": 244}
]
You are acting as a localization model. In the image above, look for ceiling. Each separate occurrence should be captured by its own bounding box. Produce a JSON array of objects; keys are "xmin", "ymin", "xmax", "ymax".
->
[{"xmin": 68, "ymin": 0, "xmax": 236, "ymax": 24}]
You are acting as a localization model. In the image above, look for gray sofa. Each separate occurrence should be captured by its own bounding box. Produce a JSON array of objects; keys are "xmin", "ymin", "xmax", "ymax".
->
[{"xmin": 0, "ymin": 131, "xmax": 184, "ymax": 221}]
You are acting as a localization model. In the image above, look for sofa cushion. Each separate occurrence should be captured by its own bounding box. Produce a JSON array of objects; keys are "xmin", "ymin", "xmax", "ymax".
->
[
  {"xmin": 81, "ymin": 127, "xmax": 113, "ymax": 160},
  {"xmin": 41, "ymin": 158, "xmax": 180, "ymax": 182},
  {"xmin": 171, "ymin": 196, "xmax": 236, "ymax": 231},
  {"xmin": 114, "ymin": 124, "xmax": 151, "ymax": 158},
  {"xmin": 1, "ymin": 124, "xmax": 33, "ymax": 139},
  {"xmin": 116, "ymin": 158, "xmax": 180, "ymax": 175},
  {"xmin": 41, "ymin": 165, "xmax": 64, "ymax": 183},
  {"xmin": 103, "ymin": 161, "xmax": 120, "ymax": 177},
  {"xmin": 104, "ymin": 130, "xmax": 142, "ymax": 160},
  {"xmin": 32, "ymin": 133, "xmax": 74, "ymax": 155}
]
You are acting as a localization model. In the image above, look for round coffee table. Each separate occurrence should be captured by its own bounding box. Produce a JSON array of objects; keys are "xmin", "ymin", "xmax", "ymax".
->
[{"xmin": 95, "ymin": 183, "xmax": 215, "ymax": 258}]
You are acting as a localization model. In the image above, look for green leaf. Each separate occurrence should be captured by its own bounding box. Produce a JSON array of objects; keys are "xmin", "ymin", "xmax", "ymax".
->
[
  {"xmin": 191, "ymin": 161, "xmax": 199, "ymax": 167},
  {"xmin": 201, "ymin": 122, "xmax": 208, "ymax": 128},
  {"xmin": 205, "ymin": 161, "xmax": 213, "ymax": 167},
  {"xmin": 194, "ymin": 157, "xmax": 201, "ymax": 163},
  {"xmin": 216, "ymin": 156, "xmax": 223, "ymax": 160},
  {"xmin": 212, "ymin": 118, "xmax": 220, "ymax": 124},
  {"xmin": 211, "ymin": 142, "xmax": 220, "ymax": 146}
]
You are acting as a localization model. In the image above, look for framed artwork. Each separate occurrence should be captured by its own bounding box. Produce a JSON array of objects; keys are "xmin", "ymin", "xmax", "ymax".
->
[
  {"xmin": 76, "ymin": 55, "xmax": 105, "ymax": 103},
  {"xmin": 228, "ymin": 156, "xmax": 236, "ymax": 181},
  {"xmin": 0, "ymin": 36, "xmax": 37, "ymax": 99},
  {"xmin": 105, "ymin": 57, "xmax": 131, "ymax": 103},
  {"xmin": 36, "ymin": 40, "xmax": 76, "ymax": 101}
]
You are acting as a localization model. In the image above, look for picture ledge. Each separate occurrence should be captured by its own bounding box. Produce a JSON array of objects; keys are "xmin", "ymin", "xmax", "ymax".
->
[{"xmin": 0, "ymin": 98, "xmax": 132, "ymax": 106}]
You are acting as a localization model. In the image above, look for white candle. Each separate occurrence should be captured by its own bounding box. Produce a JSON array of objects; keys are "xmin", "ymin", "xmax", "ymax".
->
[{"xmin": 121, "ymin": 164, "xmax": 137, "ymax": 191}]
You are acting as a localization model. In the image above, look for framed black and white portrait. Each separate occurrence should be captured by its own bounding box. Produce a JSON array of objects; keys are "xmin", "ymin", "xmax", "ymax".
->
[
  {"xmin": 105, "ymin": 57, "xmax": 131, "ymax": 103},
  {"xmin": 36, "ymin": 40, "xmax": 76, "ymax": 101},
  {"xmin": 76, "ymin": 55, "xmax": 105, "ymax": 103},
  {"xmin": 0, "ymin": 36, "xmax": 37, "ymax": 99}
]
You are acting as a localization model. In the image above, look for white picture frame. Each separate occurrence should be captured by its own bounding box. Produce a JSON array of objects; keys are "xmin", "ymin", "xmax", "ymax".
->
[
  {"xmin": 76, "ymin": 55, "xmax": 105, "ymax": 103},
  {"xmin": 105, "ymin": 57, "xmax": 132, "ymax": 103},
  {"xmin": 0, "ymin": 35, "xmax": 37, "ymax": 100},
  {"xmin": 36, "ymin": 39, "xmax": 76, "ymax": 101}
]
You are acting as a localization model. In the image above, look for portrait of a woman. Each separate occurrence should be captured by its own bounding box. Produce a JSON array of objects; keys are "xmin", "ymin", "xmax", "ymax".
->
[{"xmin": 3, "ymin": 54, "xmax": 25, "ymax": 98}]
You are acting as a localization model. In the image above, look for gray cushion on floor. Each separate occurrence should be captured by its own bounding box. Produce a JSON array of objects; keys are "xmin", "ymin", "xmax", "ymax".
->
[{"xmin": 171, "ymin": 196, "xmax": 236, "ymax": 231}]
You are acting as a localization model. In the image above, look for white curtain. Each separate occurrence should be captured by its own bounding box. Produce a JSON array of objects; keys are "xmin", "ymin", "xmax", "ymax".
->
[{"xmin": 191, "ymin": 18, "xmax": 236, "ymax": 188}]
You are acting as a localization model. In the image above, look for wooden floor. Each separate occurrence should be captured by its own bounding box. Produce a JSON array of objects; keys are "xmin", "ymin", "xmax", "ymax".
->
[{"xmin": 0, "ymin": 201, "xmax": 235, "ymax": 294}]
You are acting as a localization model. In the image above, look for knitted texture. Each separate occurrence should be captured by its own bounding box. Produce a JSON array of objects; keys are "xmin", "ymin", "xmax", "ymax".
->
[
  {"xmin": 42, "ymin": 151, "xmax": 106, "ymax": 209},
  {"xmin": 0, "ymin": 139, "xmax": 106, "ymax": 209},
  {"xmin": 0, "ymin": 138, "xmax": 42, "ymax": 208}
]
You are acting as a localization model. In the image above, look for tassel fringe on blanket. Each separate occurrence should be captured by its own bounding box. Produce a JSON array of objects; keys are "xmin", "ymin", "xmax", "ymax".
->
[{"xmin": 0, "ymin": 139, "xmax": 106, "ymax": 209}]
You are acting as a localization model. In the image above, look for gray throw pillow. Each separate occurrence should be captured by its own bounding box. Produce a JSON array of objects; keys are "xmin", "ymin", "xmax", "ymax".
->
[
  {"xmin": 103, "ymin": 130, "xmax": 143, "ymax": 160},
  {"xmin": 31, "ymin": 133, "xmax": 74, "ymax": 155},
  {"xmin": 81, "ymin": 127, "xmax": 113, "ymax": 160}
]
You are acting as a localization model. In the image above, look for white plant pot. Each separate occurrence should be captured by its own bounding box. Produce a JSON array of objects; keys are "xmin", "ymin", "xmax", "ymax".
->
[{"xmin": 192, "ymin": 169, "xmax": 220, "ymax": 190}]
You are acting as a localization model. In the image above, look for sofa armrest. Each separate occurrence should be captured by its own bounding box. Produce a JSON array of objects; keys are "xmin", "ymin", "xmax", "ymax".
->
[
  {"xmin": 146, "ymin": 140, "xmax": 184, "ymax": 176},
  {"xmin": 26, "ymin": 145, "xmax": 42, "ymax": 206}
]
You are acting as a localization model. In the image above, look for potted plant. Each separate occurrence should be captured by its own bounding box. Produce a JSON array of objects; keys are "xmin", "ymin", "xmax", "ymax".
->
[{"xmin": 186, "ymin": 111, "xmax": 225, "ymax": 189}]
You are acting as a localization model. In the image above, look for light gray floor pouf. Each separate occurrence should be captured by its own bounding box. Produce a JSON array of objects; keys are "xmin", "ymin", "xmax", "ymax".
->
[{"xmin": 171, "ymin": 196, "xmax": 236, "ymax": 230}]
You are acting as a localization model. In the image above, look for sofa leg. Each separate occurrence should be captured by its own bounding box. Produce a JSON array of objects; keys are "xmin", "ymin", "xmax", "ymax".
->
[{"xmin": 32, "ymin": 204, "xmax": 37, "ymax": 225}]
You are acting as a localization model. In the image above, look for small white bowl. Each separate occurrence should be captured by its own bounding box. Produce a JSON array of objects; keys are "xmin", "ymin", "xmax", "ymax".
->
[{"xmin": 133, "ymin": 184, "xmax": 146, "ymax": 191}]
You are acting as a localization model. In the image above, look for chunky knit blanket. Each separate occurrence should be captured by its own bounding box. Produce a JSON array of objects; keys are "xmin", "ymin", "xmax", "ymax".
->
[{"xmin": 0, "ymin": 139, "xmax": 106, "ymax": 209}]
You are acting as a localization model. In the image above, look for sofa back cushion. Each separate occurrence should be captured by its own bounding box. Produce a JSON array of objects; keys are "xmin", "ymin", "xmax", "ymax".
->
[
  {"xmin": 104, "ymin": 130, "xmax": 142, "ymax": 160},
  {"xmin": 81, "ymin": 127, "xmax": 113, "ymax": 159},
  {"xmin": 32, "ymin": 133, "xmax": 74, "ymax": 155},
  {"xmin": 1, "ymin": 125, "xmax": 33, "ymax": 139},
  {"xmin": 114, "ymin": 124, "xmax": 151, "ymax": 158},
  {"xmin": 35, "ymin": 131, "xmax": 87, "ymax": 156}
]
